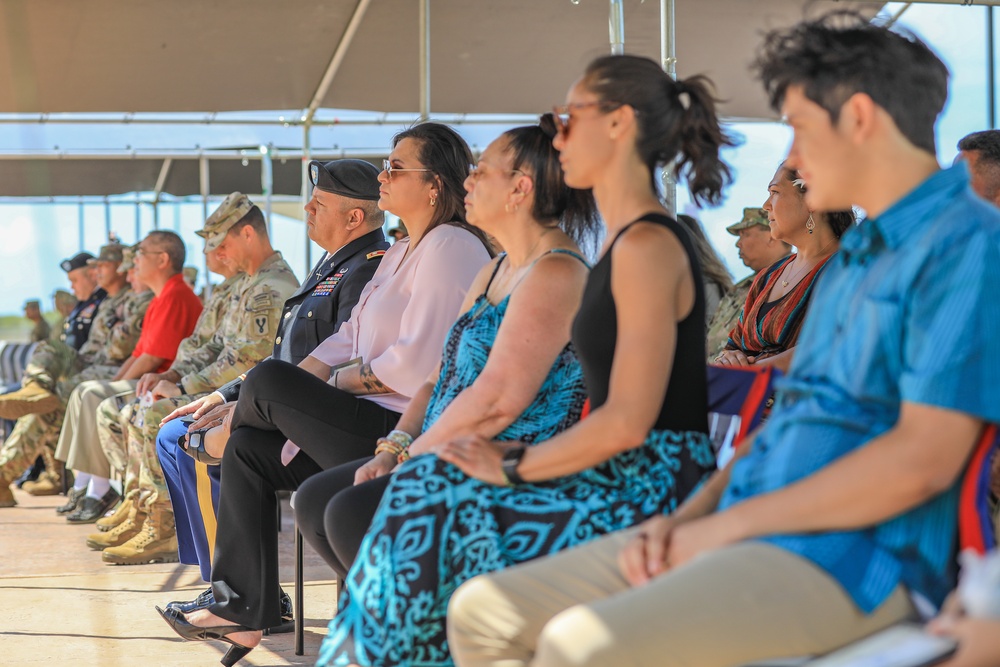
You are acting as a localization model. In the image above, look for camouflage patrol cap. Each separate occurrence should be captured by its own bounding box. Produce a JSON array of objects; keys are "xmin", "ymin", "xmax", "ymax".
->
[
  {"xmin": 182, "ymin": 266, "xmax": 199, "ymax": 283},
  {"xmin": 53, "ymin": 289, "xmax": 77, "ymax": 308},
  {"xmin": 117, "ymin": 244, "xmax": 139, "ymax": 274},
  {"xmin": 23, "ymin": 299, "xmax": 40, "ymax": 309},
  {"xmin": 725, "ymin": 207, "xmax": 771, "ymax": 235},
  {"xmin": 197, "ymin": 192, "xmax": 256, "ymax": 252},
  {"xmin": 87, "ymin": 242, "xmax": 126, "ymax": 265}
]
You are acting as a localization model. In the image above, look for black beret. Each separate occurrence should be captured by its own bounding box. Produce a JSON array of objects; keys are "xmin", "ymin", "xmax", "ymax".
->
[
  {"xmin": 308, "ymin": 159, "xmax": 381, "ymax": 201},
  {"xmin": 60, "ymin": 252, "xmax": 96, "ymax": 273}
]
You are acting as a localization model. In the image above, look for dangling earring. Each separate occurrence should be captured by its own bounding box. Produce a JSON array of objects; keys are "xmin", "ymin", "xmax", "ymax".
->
[
  {"xmin": 430, "ymin": 194, "xmax": 437, "ymax": 207},
  {"xmin": 504, "ymin": 203, "xmax": 511, "ymax": 214},
  {"xmin": 805, "ymin": 214, "xmax": 815, "ymax": 235}
]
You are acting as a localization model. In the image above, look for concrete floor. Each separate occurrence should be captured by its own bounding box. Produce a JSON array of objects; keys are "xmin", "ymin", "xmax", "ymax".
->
[{"xmin": 0, "ymin": 487, "xmax": 338, "ymax": 666}]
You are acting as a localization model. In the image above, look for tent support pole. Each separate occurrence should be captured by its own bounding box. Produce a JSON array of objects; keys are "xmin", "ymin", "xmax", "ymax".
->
[
  {"xmin": 660, "ymin": 0, "xmax": 677, "ymax": 216},
  {"xmin": 152, "ymin": 157, "xmax": 172, "ymax": 230},
  {"xmin": 990, "ymin": 5, "xmax": 996, "ymax": 129},
  {"xmin": 609, "ymin": 0, "xmax": 625, "ymax": 55},
  {"xmin": 420, "ymin": 0, "xmax": 431, "ymax": 119},
  {"xmin": 260, "ymin": 144, "xmax": 274, "ymax": 235},
  {"xmin": 199, "ymin": 156, "xmax": 212, "ymax": 297}
]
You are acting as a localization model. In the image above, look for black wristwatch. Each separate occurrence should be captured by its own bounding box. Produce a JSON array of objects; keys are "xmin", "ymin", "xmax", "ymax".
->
[{"xmin": 501, "ymin": 445, "xmax": 528, "ymax": 486}]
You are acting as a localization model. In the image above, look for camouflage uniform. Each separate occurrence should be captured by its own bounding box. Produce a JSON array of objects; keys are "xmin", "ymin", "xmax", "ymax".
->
[
  {"xmin": 0, "ymin": 288, "xmax": 150, "ymax": 483},
  {"xmin": 97, "ymin": 273, "xmax": 242, "ymax": 501},
  {"xmin": 30, "ymin": 318, "xmax": 51, "ymax": 343},
  {"xmin": 706, "ymin": 275, "xmax": 754, "ymax": 361},
  {"xmin": 124, "ymin": 254, "xmax": 299, "ymax": 513}
]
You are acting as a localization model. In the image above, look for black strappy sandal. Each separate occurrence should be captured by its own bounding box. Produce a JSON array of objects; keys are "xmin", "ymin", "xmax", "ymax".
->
[
  {"xmin": 178, "ymin": 426, "xmax": 223, "ymax": 465},
  {"xmin": 156, "ymin": 605, "xmax": 256, "ymax": 666}
]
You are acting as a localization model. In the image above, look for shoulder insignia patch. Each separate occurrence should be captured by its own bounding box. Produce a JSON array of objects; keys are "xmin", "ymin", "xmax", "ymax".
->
[{"xmin": 366, "ymin": 250, "xmax": 386, "ymax": 260}]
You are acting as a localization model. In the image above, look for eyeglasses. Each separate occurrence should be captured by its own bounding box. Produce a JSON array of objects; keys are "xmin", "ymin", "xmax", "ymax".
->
[
  {"xmin": 467, "ymin": 163, "xmax": 526, "ymax": 181},
  {"xmin": 382, "ymin": 159, "xmax": 432, "ymax": 179},
  {"xmin": 551, "ymin": 101, "xmax": 618, "ymax": 139}
]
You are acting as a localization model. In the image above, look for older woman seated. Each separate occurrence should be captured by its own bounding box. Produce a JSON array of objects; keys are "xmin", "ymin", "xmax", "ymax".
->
[{"xmin": 714, "ymin": 162, "xmax": 855, "ymax": 371}]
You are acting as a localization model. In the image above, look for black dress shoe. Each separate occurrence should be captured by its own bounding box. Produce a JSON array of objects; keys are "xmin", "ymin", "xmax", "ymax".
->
[
  {"xmin": 14, "ymin": 455, "xmax": 45, "ymax": 488},
  {"xmin": 55, "ymin": 487, "xmax": 86, "ymax": 515},
  {"xmin": 166, "ymin": 587, "xmax": 214, "ymax": 614},
  {"xmin": 166, "ymin": 587, "xmax": 295, "ymax": 634},
  {"xmin": 66, "ymin": 489, "xmax": 121, "ymax": 524}
]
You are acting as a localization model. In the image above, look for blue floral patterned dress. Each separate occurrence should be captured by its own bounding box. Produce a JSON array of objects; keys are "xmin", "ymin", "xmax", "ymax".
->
[{"xmin": 318, "ymin": 250, "xmax": 715, "ymax": 667}]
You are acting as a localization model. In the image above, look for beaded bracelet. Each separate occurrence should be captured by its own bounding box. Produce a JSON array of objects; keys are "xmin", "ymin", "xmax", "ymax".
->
[
  {"xmin": 385, "ymin": 429, "xmax": 414, "ymax": 450},
  {"xmin": 397, "ymin": 449, "xmax": 412, "ymax": 465}
]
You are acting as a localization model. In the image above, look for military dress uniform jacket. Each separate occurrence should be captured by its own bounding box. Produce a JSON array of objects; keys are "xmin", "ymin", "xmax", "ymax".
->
[
  {"xmin": 61, "ymin": 287, "xmax": 107, "ymax": 351},
  {"xmin": 177, "ymin": 253, "xmax": 300, "ymax": 395},
  {"xmin": 216, "ymin": 228, "xmax": 388, "ymax": 402}
]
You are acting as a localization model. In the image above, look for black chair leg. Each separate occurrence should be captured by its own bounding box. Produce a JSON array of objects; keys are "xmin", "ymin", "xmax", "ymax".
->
[{"xmin": 295, "ymin": 520, "xmax": 304, "ymax": 656}]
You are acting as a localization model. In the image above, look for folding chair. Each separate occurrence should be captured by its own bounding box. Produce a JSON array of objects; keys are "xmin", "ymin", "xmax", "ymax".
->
[
  {"xmin": 958, "ymin": 424, "xmax": 998, "ymax": 553},
  {"xmin": 706, "ymin": 365, "xmax": 781, "ymax": 465}
]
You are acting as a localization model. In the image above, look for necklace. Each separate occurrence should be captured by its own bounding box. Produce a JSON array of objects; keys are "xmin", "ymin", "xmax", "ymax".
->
[{"xmin": 779, "ymin": 238, "xmax": 838, "ymax": 289}]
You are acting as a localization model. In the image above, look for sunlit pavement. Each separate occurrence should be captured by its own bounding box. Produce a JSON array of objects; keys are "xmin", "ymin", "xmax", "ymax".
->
[{"xmin": 0, "ymin": 488, "xmax": 337, "ymax": 666}]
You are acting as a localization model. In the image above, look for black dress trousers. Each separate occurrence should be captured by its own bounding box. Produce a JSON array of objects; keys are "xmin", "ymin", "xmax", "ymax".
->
[
  {"xmin": 208, "ymin": 359, "xmax": 400, "ymax": 629},
  {"xmin": 294, "ymin": 457, "xmax": 393, "ymax": 579}
]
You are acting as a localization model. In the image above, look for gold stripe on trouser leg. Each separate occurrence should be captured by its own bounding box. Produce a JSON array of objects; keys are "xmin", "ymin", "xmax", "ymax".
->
[{"xmin": 195, "ymin": 461, "xmax": 218, "ymax": 564}]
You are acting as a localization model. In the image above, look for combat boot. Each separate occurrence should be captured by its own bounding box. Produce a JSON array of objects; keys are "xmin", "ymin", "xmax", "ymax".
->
[
  {"xmin": 0, "ymin": 384, "xmax": 60, "ymax": 420},
  {"xmin": 22, "ymin": 461, "xmax": 71, "ymax": 496},
  {"xmin": 102, "ymin": 505, "xmax": 179, "ymax": 565},
  {"xmin": 95, "ymin": 494, "xmax": 134, "ymax": 532},
  {"xmin": 86, "ymin": 502, "xmax": 147, "ymax": 550},
  {"xmin": 0, "ymin": 479, "xmax": 16, "ymax": 508}
]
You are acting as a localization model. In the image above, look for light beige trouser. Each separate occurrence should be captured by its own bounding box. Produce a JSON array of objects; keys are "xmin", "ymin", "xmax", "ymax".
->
[
  {"xmin": 448, "ymin": 529, "xmax": 916, "ymax": 667},
  {"xmin": 54, "ymin": 379, "xmax": 138, "ymax": 478}
]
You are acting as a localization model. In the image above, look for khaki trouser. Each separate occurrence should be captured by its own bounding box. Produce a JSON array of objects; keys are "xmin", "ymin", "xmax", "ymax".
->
[
  {"xmin": 448, "ymin": 530, "xmax": 916, "ymax": 667},
  {"xmin": 55, "ymin": 379, "xmax": 137, "ymax": 478}
]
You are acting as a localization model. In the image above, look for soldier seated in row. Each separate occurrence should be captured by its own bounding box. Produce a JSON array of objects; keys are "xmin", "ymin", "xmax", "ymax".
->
[
  {"xmin": 52, "ymin": 231, "xmax": 204, "ymax": 523},
  {"xmin": 24, "ymin": 299, "xmax": 50, "ymax": 343},
  {"xmin": 0, "ymin": 244, "xmax": 151, "ymax": 508}
]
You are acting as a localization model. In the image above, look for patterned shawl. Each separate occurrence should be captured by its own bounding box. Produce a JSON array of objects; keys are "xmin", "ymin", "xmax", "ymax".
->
[{"xmin": 725, "ymin": 253, "xmax": 834, "ymax": 357}]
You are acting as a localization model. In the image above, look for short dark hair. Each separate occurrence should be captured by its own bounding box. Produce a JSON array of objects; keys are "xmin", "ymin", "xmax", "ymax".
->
[
  {"xmin": 392, "ymin": 122, "xmax": 494, "ymax": 255},
  {"xmin": 502, "ymin": 116, "xmax": 603, "ymax": 257},
  {"xmin": 958, "ymin": 130, "xmax": 1000, "ymax": 167},
  {"xmin": 754, "ymin": 10, "xmax": 949, "ymax": 155},
  {"xmin": 145, "ymin": 230, "xmax": 186, "ymax": 272},
  {"xmin": 581, "ymin": 54, "xmax": 738, "ymax": 206},
  {"xmin": 228, "ymin": 205, "xmax": 269, "ymax": 238}
]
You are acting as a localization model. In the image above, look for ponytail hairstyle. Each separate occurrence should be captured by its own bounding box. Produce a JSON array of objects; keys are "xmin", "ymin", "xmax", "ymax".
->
[
  {"xmin": 501, "ymin": 113, "xmax": 603, "ymax": 259},
  {"xmin": 392, "ymin": 122, "xmax": 495, "ymax": 255},
  {"xmin": 581, "ymin": 54, "xmax": 738, "ymax": 206},
  {"xmin": 782, "ymin": 166, "xmax": 856, "ymax": 239}
]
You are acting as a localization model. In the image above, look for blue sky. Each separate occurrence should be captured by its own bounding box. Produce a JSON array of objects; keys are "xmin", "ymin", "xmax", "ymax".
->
[{"xmin": 0, "ymin": 2, "xmax": 992, "ymax": 316}]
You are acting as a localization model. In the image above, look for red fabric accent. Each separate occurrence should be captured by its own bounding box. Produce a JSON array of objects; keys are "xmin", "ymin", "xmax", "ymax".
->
[
  {"xmin": 959, "ymin": 424, "xmax": 998, "ymax": 555},
  {"xmin": 734, "ymin": 366, "xmax": 773, "ymax": 447},
  {"xmin": 580, "ymin": 398, "xmax": 591, "ymax": 421},
  {"xmin": 132, "ymin": 274, "xmax": 204, "ymax": 372}
]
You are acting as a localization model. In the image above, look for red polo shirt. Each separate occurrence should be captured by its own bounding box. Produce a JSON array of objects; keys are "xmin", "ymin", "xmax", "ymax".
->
[{"xmin": 131, "ymin": 273, "xmax": 204, "ymax": 372}]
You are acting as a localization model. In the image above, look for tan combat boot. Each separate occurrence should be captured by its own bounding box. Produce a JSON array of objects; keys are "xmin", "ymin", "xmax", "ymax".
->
[
  {"xmin": 0, "ymin": 479, "xmax": 16, "ymax": 508},
  {"xmin": 86, "ymin": 501, "xmax": 147, "ymax": 550},
  {"xmin": 102, "ymin": 505, "xmax": 179, "ymax": 565},
  {"xmin": 0, "ymin": 384, "xmax": 60, "ymax": 420},
  {"xmin": 22, "ymin": 459, "xmax": 71, "ymax": 496},
  {"xmin": 95, "ymin": 494, "xmax": 134, "ymax": 532}
]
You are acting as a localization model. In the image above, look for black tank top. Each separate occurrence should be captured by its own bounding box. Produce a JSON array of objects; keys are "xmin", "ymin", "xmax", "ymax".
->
[{"xmin": 571, "ymin": 213, "xmax": 708, "ymax": 433}]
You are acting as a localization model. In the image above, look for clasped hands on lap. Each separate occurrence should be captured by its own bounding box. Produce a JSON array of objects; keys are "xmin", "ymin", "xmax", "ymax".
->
[{"xmin": 160, "ymin": 392, "xmax": 233, "ymax": 459}]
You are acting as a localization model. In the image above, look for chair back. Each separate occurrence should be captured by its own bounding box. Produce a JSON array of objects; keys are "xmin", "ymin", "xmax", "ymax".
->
[
  {"xmin": 959, "ymin": 424, "xmax": 999, "ymax": 554},
  {"xmin": 708, "ymin": 365, "xmax": 781, "ymax": 467}
]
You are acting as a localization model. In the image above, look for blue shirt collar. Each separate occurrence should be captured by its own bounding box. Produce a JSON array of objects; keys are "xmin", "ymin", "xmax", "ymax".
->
[{"xmin": 843, "ymin": 163, "xmax": 969, "ymax": 257}]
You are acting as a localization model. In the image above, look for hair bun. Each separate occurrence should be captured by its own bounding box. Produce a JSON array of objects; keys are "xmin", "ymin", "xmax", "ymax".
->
[{"xmin": 539, "ymin": 113, "xmax": 559, "ymax": 140}]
